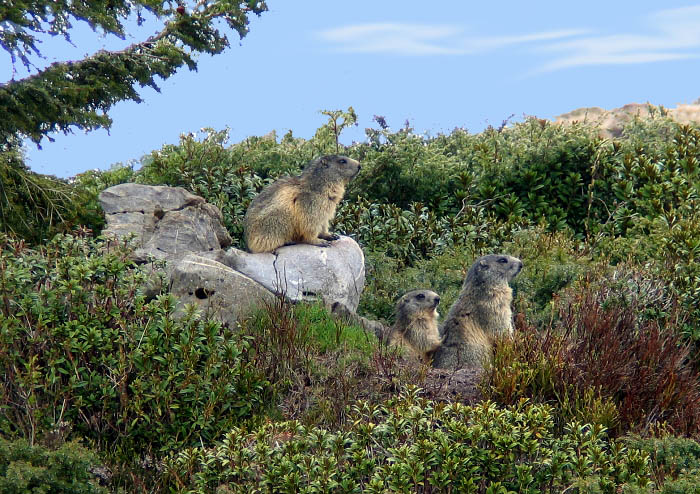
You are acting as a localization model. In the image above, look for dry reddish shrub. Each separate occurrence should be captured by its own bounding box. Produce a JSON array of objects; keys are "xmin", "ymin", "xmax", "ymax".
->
[{"xmin": 484, "ymin": 281, "xmax": 700, "ymax": 437}]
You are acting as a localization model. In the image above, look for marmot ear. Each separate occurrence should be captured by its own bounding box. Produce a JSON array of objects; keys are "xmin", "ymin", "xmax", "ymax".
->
[
  {"xmin": 479, "ymin": 260, "xmax": 490, "ymax": 270},
  {"xmin": 321, "ymin": 156, "xmax": 330, "ymax": 168}
]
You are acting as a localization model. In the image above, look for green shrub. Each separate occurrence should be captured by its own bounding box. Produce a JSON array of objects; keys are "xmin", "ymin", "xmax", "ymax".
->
[
  {"xmin": 0, "ymin": 438, "xmax": 105, "ymax": 494},
  {"xmin": 162, "ymin": 388, "xmax": 652, "ymax": 493},
  {"xmin": 624, "ymin": 436, "xmax": 700, "ymax": 494},
  {"xmin": 358, "ymin": 249, "xmax": 474, "ymax": 322},
  {"xmin": 348, "ymin": 119, "xmax": 467, "ymax": 211},
  {"xmin": 56, "ymin": 109, "xmax": 700, "ymax": 356},
  {"xmin": 0, "ymin": 233, "xmax": 270, "ymax": 461},
  {"xmin": 336, "ymin": 197, "xmax": 511, "ymax": 267},
  {"xmin": 503, "ymin": 227, "xmax": 590, "ymax": 322},
  {"xmin": 470, "ymin": 119, "xmax": 609, "ymax": 235}
]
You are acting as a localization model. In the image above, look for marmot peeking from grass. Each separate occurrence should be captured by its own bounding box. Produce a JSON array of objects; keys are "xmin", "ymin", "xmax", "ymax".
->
[
  {"xmin": 432, "ymin": 254, "xmax": 522, "ymax": 369},
  {"xmin": 386, "ymin": 289, "xmax": 442, "ymax": 364},
  {"xmin": 244, "ymin": 155, "xmax": 361, "ymax": 253}
]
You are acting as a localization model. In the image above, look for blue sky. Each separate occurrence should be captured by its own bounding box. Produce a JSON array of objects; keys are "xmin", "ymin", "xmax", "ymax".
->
[{"xmin": 3, "ymin": 1, "xmax": 700, "ymax": 178}]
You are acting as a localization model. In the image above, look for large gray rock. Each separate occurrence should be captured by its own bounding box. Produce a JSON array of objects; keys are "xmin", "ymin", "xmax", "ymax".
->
[
  {"xmin": 169, "ymin": 254, "xmax": 276, "ymax": 326},
  {"xmin": 215, "ymin": 236, "xmax": 365, "ymax": 312},
  {"xmin": 100, "ymin": 183, "xmax": 203, "ymax": 215},
  {"xmin": 99, "ymin": 183, "xmax": 231, "ymax": 263},
  {"xmin": 98, "ymin": 183, "xmax": 367, "ymax": 321}
]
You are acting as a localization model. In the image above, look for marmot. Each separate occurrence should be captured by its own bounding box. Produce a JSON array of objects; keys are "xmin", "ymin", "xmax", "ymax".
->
[
  {"xmin": 432, "ymin": 254, "xmax": 522, "ymax": 369},
  {"xmin": 244, "ymin": 155, "xmax": 361, "ymax": 253},
  {"xmin": 385, "ymin": 289, "xmax": 442, "ymax": 364}
]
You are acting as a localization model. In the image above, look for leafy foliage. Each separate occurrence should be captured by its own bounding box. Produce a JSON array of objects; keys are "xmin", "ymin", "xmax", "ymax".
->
[
  {"xmin": 625, "ymin": 436, "xmax": 700, "ymax": 493},
  {"xmin": 0, "ymin": 153, "xmax": 96, "ymax": 243},
  {"xmin": 50, "ymin": 109, "xmax": 700, "ymax": 345},
  {"xmin": 0, "ymin": 233, "xmax": 270, "ymax": 463},
  {"xmin": 0, "ymin": 438, "xmax": 105, "ymax": 494},
  {"xmin": 162, "ymin": 388, "xmax": 652, "ymax": 493},
  {"xmin": 6, "ymin": 105, "xmax": 700, "ymax": 491}
]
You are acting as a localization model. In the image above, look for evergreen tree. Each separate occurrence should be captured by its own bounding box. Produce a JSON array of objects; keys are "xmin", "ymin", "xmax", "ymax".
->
[
  {"xmin": 0, "ymin": 1, "xmax": 267, "ymax": 242},
  {"xmin": 0, "ymin": 0, "xmax": 268, "ymax": 148}
]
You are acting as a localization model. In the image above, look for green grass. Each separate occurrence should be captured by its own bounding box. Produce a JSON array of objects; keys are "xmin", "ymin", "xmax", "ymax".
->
[{"xmin": 296, "ymin": 301, "xmax": 378, "ymax": 354}]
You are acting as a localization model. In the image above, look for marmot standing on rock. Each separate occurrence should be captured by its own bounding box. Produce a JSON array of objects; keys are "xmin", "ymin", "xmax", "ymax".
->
[
  {"xmin": 244, "ymin": 155, "xmax": 361, "ymax": 253},
  {"xmin": 432, "ymin": 254, "xmax": 522, "ymax": 369},
  {"xmin": 386, "ymin": 289, "xmax": 443, "ymax": 364}
]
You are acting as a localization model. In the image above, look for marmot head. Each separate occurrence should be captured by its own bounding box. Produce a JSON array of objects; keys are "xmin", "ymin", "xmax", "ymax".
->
[
  {"xmin": 302, "ymin": 155, "xmax": 361, "ymax": 185},
  {"xmin": 464, "ymin": 254, "xmax": 523, "ymax": 288},
  {"xmin": 395, "ymin": 289, "xmax": 441, "ymax": 324}
]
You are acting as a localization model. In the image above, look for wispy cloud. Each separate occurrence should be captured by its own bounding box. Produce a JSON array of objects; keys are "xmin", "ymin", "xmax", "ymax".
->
[
  {"xmin": 537, "ymin": 6, "xmax": 700, "ymax": 71},
  {"xmin": 317, "ymin": 6, "xmax": 700, "ymax": 72},
  {"xmin": 317, "ymin": 23, "xmax": 464, "ymax": 55},
  {"xmin": 316, "ymin": 23, "xmax": 585, "ymax": 56}
]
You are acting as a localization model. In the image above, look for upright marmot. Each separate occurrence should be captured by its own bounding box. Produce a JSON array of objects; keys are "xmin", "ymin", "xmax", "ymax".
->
[
  {"xmin": 432, "ymin": 254, "xmax": 522, "ymax": 369},
  {"xmin": 385, "ymin": 289, "xmax": 442, "ymax": 364},
  {"xmin": 244, "ymin": 155, "xmax": 361, "ymax": 253}
]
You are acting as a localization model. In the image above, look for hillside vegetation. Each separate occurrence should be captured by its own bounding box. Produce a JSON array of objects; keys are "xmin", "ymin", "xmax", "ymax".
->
[{"xmin": 2, "ymin": 107, "xmax": 700, "ymax": 492}]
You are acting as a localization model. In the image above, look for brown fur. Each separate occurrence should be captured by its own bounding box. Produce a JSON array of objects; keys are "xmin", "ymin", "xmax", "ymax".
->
[
  {"xmin": 385, "ymin": 290, "xmax": 442, "ymax": 364},
  {"xmin": 432, "ymin": 254, "xmax": 522, "ymax": 369},
  {"xmin": 244, "ymin": 155, "xmax": 361, "ymax": 253}
]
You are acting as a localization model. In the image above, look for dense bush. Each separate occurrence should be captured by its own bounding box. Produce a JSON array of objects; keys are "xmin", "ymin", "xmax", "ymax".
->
[
  {"xmin": 0, "ymin": 233, "xmax": 270, "ymax": 461},
  {"xmin": 162, "ymin": 388, "xmax": 651, "ymax": 493},
  {"xmin": 50, "ymin": 108, "xmax": 700, "ymax": 380},
  {"xmin": 86, "ymin": 112, "xmax": 700, "ymax": 318},
  {"xmin": 0, "ymin": 438, "xmax": 105, "ymax": 494},
  {"xmin": 483, "ymin": 278, "xmax": 700, "ymax": 437},
  {"xmin": 625, "ymin": 436, "xmax": 700, "ymax": 492}
]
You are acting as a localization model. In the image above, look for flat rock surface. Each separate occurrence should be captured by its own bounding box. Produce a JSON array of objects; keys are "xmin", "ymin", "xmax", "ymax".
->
[
  {"xmin": 99, "ymin": 183, "xmax": 204, "ymax": 215},
  {"xmin": 216, "ymin": 236, "xmax": 365, "ymax": 312}
]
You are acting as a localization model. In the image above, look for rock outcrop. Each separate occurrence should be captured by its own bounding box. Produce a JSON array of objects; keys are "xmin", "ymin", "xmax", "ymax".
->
[
  {"xmin": 554, "ymin": 102, "xmax": 700, "ymax": 138},
  {"xmin": 100, "ymin": 183, "xmax": 231, "ymax": 263},
  {"xmin": 214, "ymin": 236, "xmax": 365, "ymax": 311},
  {"xmin": 98, "ymin": 184, "xmax": 366, "ymax": 324}
]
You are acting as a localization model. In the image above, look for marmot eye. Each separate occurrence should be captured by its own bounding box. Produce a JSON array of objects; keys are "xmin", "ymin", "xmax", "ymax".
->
[
  {"xmin": 416, "ymin": 293, "xmax": 425, "ymax": 300},
  {"xmin": 498, "ymin": 257, "xmax": 508, "ymax": 263},
  {"xmin": 338, "ymin": 159, "xmax": 347, "ymax": 164}
]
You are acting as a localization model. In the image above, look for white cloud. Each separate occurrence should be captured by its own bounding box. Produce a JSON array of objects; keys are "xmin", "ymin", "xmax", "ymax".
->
[
  {"xmin": 316, "ymin": 23, "xmax": 585, "ymax": 56},
  {"xmin": 537, "ymin": 5, "xmax": 700, "ymax": 71},
  {"xmin": 317, "ymin": 23, "xmax": 464, "ymax": 55},
  {"xmin": 317, "ymin": 6, "xmax": 700, "ymax": 72}
]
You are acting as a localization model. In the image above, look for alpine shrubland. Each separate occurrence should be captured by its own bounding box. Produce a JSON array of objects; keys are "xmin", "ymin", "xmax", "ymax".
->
[{"xmin": 3, "ymin": 107, "xmax": 700, "ymax": 492}]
